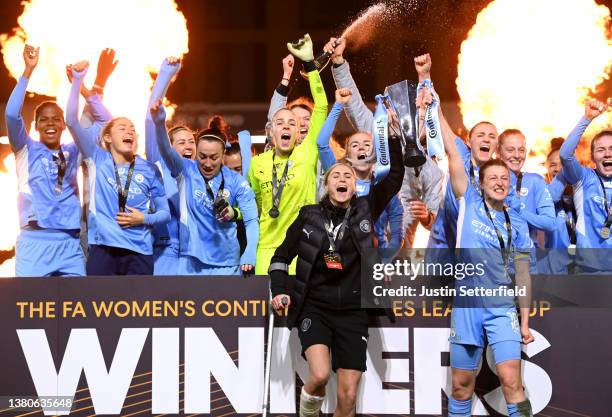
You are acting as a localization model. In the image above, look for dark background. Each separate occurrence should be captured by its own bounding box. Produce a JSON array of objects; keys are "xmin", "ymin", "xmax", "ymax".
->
[{"xmin": 1, "ymin": 0, "xmax": 611, "ymax": 106}]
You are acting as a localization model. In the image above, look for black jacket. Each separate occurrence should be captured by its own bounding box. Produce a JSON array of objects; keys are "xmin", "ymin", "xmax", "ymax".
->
[{"xmin": 270, "ymin": 136, "xmax": 404, "ymax": 328}]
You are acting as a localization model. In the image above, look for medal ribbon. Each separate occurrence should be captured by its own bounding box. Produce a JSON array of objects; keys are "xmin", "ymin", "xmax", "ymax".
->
[
  {"xmin": 324, "ymin": 206, "xmax": 352, "ymax": 253},
  {"xmin": 53, "ymin": 147, "xmax": 67, "ymax": 195},
  {"xmin": 113, "ymin": 159, "xmax": 135, "ymax": 212},
  {"xmin": 595, "ymin": 170, "xmax": 612, "ymax": 230},
  {"xmin": 372, "ymin": 95, "xmax": 390, "ymax": 185},
  {"xmin": 482, "ymin": 200, "xmax": 513, "ymax": 268},
  {"xmin": 271, "ymin": 154, "xmax": 290, "ymax": 214}
]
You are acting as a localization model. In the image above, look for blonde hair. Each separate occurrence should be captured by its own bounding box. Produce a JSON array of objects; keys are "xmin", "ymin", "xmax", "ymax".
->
[{"xmin": 324, "ymin": 162, "xmax": 357, "ymax": 186}]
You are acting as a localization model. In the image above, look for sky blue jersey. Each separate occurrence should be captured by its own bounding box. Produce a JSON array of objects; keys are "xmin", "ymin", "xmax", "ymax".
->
[{"xmin": 5, "ymin": 76, "xmax": 84, "ymax": 230}]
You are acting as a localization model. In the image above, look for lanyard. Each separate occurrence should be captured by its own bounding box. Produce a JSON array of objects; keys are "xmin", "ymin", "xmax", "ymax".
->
[
  {"xmin": 113, "ymin": 159, "xmax": 135, "ymax": 212},
  {"xmin": 595, "ymin": 170, "xmax": 612, "ymax": 227},
  {"xmin": 204, "ymin": 169, "xmax": 225, "ymax": 202},
  {"xmin": 270, "ymin": 154, "xmax": 290, "ymax": 214},
  {"xmin": 482, "ymin": 200, "xmax": 512, "ymax": 267},
  {"xmin": 53, "ymin": 147, "xmax": 66, "ymax": 195},
  {"xmin": 515, "ymin": 172, "xmax": 523, "ymax": 194},
  {"xmin": 561, "ymin": 193, "xmax": 577, "ymax": 246},
  {"xmin": 324, "ymin": 206, "xmax": 351, "ymax": 253}
]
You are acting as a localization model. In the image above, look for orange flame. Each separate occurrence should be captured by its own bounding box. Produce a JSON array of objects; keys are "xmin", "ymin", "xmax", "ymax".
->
[
  {"xmin": 457, "ymin": 0, "xmax": 612, "ymax": 171},
  {"xmin": 0, "ymin": 0, "xmax": 189, "ymax": 276}
]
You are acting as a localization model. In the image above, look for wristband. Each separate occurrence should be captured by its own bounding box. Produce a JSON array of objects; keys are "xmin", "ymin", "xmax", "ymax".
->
[{"xmin": 282, "ymin": 77, "xmax": 290, "ymax": 82}]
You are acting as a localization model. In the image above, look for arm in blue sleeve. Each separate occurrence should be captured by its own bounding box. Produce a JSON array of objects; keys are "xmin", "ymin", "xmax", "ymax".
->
[
  {"xmin": 5, "ymin": 77, "xmax": 31, "ymax": 152},
  {"xmin": 84, "ymin": 94, "xmax": 112, "ymax": 124},
  {"xmin": 548, "ymin": 170, "xmax": 567, "ymax": 203},
  {"xmin": 559, "ymin": 116, "xmax": 590, "ymax": 185},
  {"xmin": 317, "ymin": 102, "xmax": 342, "ymax": 171},
  {"xmin": 454, "ymin": 136, "xmax": 470, "ymax": 160},
  {"xmin": 236, "ymin": 179, "xmax": 259, "ymax": 267},
  {"xmin": 66, "ymin": 71, "xmax": 97, "ymax": 158},
  {"xmin": 154, "ymin": 114, "xmax": 184, "ymax": 177},
  {"xmin": 143, "ymin": 194, "xmax": 171, "ymax": 226},
  {"xmin": 387, "ymin": 195, "xmax": 404, "ymax": 248},
  {"xmin": 238, "ymin": 130, "xmax": 252, "ymax": 179},
  {"xmin": 146, "ymin": 60, "xmax": 179, "ymax": 163}
]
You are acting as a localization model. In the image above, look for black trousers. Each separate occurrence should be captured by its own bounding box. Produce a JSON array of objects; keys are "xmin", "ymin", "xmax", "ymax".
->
[{"xmin": 86, "ymin": 245, "xmax": 154, "ymax": 276}]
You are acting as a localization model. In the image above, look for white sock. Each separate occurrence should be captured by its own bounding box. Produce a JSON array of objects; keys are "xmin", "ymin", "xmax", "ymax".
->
[{"xmin": 299, "ymin": 386, "xmax": 325, "ymax": 417}]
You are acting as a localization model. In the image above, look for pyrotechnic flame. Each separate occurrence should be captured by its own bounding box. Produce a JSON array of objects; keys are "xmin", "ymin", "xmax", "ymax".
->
[
  {"xmin": 457, "ymin": 0, "xmax": 612, "ymax": 171},
  {"xmin": 1, "ymin": 0, "xmax": 189, "ymax": 144},
  {"xmin": 0, "ymin": 0, "xmax": 189, "ymax": 275}
]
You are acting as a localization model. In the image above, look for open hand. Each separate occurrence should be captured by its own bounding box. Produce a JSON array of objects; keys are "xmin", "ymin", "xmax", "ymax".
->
[
  {"xmin": 94, "ymin": 48, "xmax": 118, "ymax": 89},
  {"xmin": 116, "ymin": 206, "xmax": 145, "ymax": 228}
]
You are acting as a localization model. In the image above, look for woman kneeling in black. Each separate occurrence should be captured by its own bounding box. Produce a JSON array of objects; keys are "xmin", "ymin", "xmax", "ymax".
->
[{"xmin": 269, "ymin": 135, "xmax": 403, "ymax": 417}]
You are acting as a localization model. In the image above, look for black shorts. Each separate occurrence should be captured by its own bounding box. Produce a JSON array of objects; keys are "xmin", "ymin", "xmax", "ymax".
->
[{"xmin": 297, "ymin": 303, "xmax": 369, "ymax": 372}]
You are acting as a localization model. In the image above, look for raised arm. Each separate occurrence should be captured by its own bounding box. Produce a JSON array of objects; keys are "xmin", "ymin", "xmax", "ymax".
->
[
  {"xmin": 317, "ymin": 91, "xmax": 349, "ymax": 171},
  {"xmin": 267, "ymin": 54, "xmax": 293, "ymax": 126},
  {"xmin": 547, "ymin": 170, "xmax": 567, "ymax": 203},
  {"xmin": 237, "ymin": 130, "xmax": 252, "ymax": 178},
  {"xmin": 370, "ymin": 135, "xmax": 405, "ymax": 222},
  {"xmin": 5, "ymin": 45, "xmax": 39, "ymax": 153},
  {"xmin": 145, "ymin": 58, "xmax": 181, "ymax": 163},
  {"xmin": 84, "ymin": 48, "xmax": 117, "ymax": 123},
  {"xmin": 560, "ymin": 99, "xmax": 607, "ymax": 184},
  {"xmin": 149, "ymin": 100, "xmax": 185, "ymax": 177},
  {"xmin": 66, "ymin": 62, "xmax": 98, "ymax": 159},
  {"xmin": 439, "ymin": 100, "xmax": 467, "ymax": 198},
  {"xmin": 326, "ymin": 37, "xmax": 373, "ymax": 132},
  {"xmin": 289, "ymin": 35, "xmax": 328, "ymax": 154}
]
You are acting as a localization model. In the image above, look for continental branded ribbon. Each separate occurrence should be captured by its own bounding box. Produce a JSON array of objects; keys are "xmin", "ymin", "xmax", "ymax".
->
[
  {"xmin": 417, "ymin": 79, "xmax": 445, "ymax": 160},
  {"xmin": 372, "ymin": 94, "xmax": 390, "ymax": 185}
]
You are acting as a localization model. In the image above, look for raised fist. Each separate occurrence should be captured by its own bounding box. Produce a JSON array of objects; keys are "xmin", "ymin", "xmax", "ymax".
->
[
  {"xmin": 335, "ymin": 88, "xmax": 352, "ymax": 105},
  {"xmin": 282, "ymin": 54, "xmax": 294, "ymax": 78},
  {"xmin": 585, "ymin": 99, "xmax": 609, "ymax": 121},
  {"xmin": 149, "ymin": 99, "xmax": 167, "ymax": 125},
  {"xmin": 414, "ymin": 53, "xmax": 431, "ymax": 80},
  {"xmin": 23, "ymin": 45, "xmax": 39, "ymax": 71}
]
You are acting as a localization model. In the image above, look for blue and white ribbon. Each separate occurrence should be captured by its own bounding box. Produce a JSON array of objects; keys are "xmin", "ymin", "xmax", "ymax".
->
[
  {"xmin": 372, "ymin": 94, "xmax": 390, "ymax": 184},
  {"xmin": 417, "ymin": 79, "xmax": 445, "ymax": 160}
]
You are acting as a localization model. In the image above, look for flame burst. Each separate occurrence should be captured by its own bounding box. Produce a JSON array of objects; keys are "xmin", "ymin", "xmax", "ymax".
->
[
  {"xmin": 0, "ymin": 0, "xmax": 189, "ymax": 276},
  {"xmin": 457, "ymin": 0, "xmax": 612, "ymax": 167},
  {"xmin": 1, "ymin": 0, "xmax": 189, "ymax": 143}
]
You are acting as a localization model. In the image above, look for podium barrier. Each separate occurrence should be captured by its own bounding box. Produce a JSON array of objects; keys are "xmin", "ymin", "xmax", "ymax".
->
[{"xmin": 0, "ymin": 276, "xmax": 607, "ymax": 416}]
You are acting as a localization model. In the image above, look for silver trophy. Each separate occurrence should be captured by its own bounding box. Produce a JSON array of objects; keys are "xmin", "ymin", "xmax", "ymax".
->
[{"xmin": 383, "ymin": 80, "xmax": 426, "ymax": 167}]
